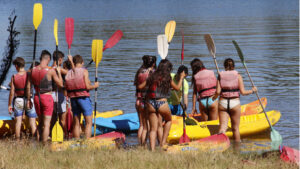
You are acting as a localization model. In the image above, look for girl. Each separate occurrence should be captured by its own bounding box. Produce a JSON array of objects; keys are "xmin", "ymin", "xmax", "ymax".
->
[
  {"xmin": 214, "ymin": 58, "xmax": 257, "ymax": 142},
  {"xmin": 134, "ymin": 55, "xmax": 156, "ymax": 146},
  {"xmin": 139, "ymin": 59, "xmax": 185, "ymax": 151},
  {"xmin": 191, "ymin": 58, "xmax": 218, "ymax": 121}
]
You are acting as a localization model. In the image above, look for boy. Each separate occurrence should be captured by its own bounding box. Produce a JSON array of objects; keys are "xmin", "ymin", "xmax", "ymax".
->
[
  {"xmin": 8, "ymin": 57, "xmax": 37, "ymax": 140},
  {"xmin": 65, "ymin": 54, "xmax": 99, "ymax": 138},
  {"xmin": 27, "ymin": 50, "xmax": 63, "ymax": 143}
]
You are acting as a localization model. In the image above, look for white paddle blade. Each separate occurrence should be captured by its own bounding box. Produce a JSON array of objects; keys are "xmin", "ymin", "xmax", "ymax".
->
[
  {"xmin": 157, "ymin": 34, "xmax": 168, "ymax": 59},
  {"xmin": 204, "ymin": 34, "xmax": 216, "ymax": 56}
]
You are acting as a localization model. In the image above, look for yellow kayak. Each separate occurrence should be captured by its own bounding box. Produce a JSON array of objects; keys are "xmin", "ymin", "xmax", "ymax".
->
[
  {"xmin": 80, "ymin": 109, "xmax": 123, "ymax": 123},
  {"xmin": 167, "ymin": 110, "xmax": 281, "ymax": 144},
  {"xmin": 0, "ymin": 109, "xmax": 123, "ymax": 137}
]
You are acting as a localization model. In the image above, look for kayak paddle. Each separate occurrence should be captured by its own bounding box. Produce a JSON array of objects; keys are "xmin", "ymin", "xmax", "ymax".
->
[
  {"xmin": 65, "ymin": 17, "xmax": 74, "ymax": 138},
  {"xmin": 87, "ymin": 30, "xmax": 123, "ymax": 67},
  {"xmin": 52, "ymin": 19, "xmax": 64, "ymax": 142},
  {"xmin": 204, "ymin": 34, "xmax": 220, "ymax": 74},
  {"xmin": 91, "ymin": 39, "xmax": 103, "ymax": 137},
  {"xmin": 164, "ymin": 20, "xmax": 176, "ymax": 44},
  {"xmin": 232, "ymin": 40, "xmax": 282, "ymax": 149},
  {"xmin": 32, "ymin": 3, "xmax": 43, "ymax": 67},
  {"xmin": 179, "ymin": 29, "xmax": 190, "ymax": 144},
  {"xmin": 65, "ymin": 18, "xmax": 74, "ymax": 55},
  {"xmin": 157, "ymin": 34, "xmax": 168, "ymax": 59}
]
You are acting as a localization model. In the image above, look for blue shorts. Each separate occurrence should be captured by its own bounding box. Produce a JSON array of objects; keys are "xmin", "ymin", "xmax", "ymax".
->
[
  {"xmin": 13, "ymin": 97, "xmax": 37, "ymax": 118},
  {"xmin": 169, "ymin": 104, "xmax": 183, "ymax": 116},
  {"xmin": 199, "ymin": 97, "xmax": 218, "ymax": 108},
  {"xmin": 70, "ymin": 97, "xmax": 93, "ymax": 117}
]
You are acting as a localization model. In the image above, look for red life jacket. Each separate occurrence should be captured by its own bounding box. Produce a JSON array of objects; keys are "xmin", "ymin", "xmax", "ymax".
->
[
  {"xmin": 194, "ymin": 69, "xmax": 217, "ymax": 98},
  {"xmin": 31, "ymin": 66, "xmax": 53, "ymax": 94},
  {"xmin": 147, "ymin": 78, "xmax": 170, "ymax": 99},
  {"xmin": 13, "ymin": 73, "xmax": 27, "ymax": 96},
  {"xmin": 65, "ymin": 67, "xmax": 90, "ymax": 98},
  {"xmin": 136, "ymin": 68, "xmax": 150, "ymax": 98},
  {"xmin": 220, "ymin": 70, "xmax": 240, "ymax": 98}
]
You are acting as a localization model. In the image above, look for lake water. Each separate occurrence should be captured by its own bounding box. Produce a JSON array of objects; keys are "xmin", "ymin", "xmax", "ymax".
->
[{"xmin": 0, "ymin": 0, "xmax": 298, "ymax": 149}]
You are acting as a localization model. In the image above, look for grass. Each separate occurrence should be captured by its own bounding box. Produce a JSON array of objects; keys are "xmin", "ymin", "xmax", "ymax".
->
[{"xmin": 0, "ymin": 139, "xmax": 298, "ymax": 169}]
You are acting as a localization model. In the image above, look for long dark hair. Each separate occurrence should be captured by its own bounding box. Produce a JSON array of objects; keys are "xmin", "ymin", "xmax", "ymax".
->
[
  {"xmin": 146, "ymin": 59, "xmax": 173, "ymax": 97},
  {"xmin": 134, "ymin": 55, "xmax": 156, "ymax": 85},
  {"xmin": 190, "ymin": 58, "xmax": 205, "ymax": 86},
  {"xmin": 175, "ymin": 65, "xmax": 188, "ymax": 82},
  {"xmin": 224, "ymin": 58, "xmax": 235, "ymax": 70}
]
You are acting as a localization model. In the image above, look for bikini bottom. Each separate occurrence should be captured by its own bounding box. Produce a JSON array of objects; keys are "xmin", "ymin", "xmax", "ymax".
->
[
  {"xmin": 219, "ymin": 98, "xmax": 240, "ymax": 112},
  {"xmin": 148, "ymin": 99, "xmax": 167, "ymax": 112}
]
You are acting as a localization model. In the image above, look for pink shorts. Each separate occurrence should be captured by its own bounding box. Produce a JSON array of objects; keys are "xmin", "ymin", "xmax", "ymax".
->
[{"xmin": 34, "ymin": 94, "xmax": 54, "ymax": 117}]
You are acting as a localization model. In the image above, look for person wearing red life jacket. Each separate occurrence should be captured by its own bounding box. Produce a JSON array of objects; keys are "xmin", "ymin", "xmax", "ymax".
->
[
  {"xmin": 50, "ymin": 50, "xmax": 69, "ymax": 136},
  {"xmin": 213, "ymin": 58, "xmax": 257, "ymax": 142},
  {"xmin": 134, "ymin": 55, "xmax": 156, "ymax": 146},
  {"xmin": 190, "ymin": 58, "xmax": 218, "ymax": 121},
  {"xmin": 138, "ymin": 59, "xmax": 185, "ymax": 151},
  {"xmin": 26, "ymin": 50, "xmax": 63, "ymax": 143},
  {"xmin": 65, "ymin": 55, "xmax": 99, "ymax": 139},
  {"xmin": 8, "ymin": 57, "xmax": 37, "ymax": 140}
]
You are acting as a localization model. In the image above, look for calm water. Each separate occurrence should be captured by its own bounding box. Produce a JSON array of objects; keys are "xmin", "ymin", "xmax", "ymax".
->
[{"xmin": 0, "ymin": 0, "xmax": 298, "ymax": 149}]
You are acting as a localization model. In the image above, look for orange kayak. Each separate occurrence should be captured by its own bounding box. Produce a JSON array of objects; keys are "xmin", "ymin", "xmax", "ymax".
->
[{"xmin": 189, "ymin": 97, "xmax": 267, "ymax": 121}]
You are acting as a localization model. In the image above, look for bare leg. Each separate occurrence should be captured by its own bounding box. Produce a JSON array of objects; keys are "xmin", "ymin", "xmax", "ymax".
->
[
  {"xmin": 14, "ymin": 116, "xmax": 22, "ymax": 140},
  {"xmin": 147, "ymin": 102, "xmax": 158, "ymax": 151},
  {"xmin": 73, "ymin": 115, "xmax": 81, "ymax": 139},
  {"xmin": 59, "ymin": 112, "xmax": 67, "ymax": 136},
  {"xmin": 29, "ymin": 117, "xmax": 37, "ymax": 137},
  {"xmin": 199, "ymin": 103, "xmax": 208, "ymax": 121},
  {"xmin": 84, "ymin": 115, "xmax": 92, "ymax": 139},
  {"xmin": 157, "ymin": 114, "xmax": 163, "ymax": 146},
  {"xmin": 141, "ymin": 108, "xmax": 149, "ymax": 146},
  {"xmin": 209, "ymin": 101, "xmax": 219, "ymax": 120},
  {"xmin": 229, "ymin": 105, "xmax": 241, "ymax": 142},
  {"xmin": 42, "ymin": 116, "xmax": 52, "ymax": 143},
  {"xmin": 158, "ymin": 103, "xmax": 172, "ymax": 147},
  {"xmin": 218, "ymin": 104, "xmax": 229, "ymax": 134},
  {"xmin": 136, "ymin": 102, "xmax": 144, "ymax": 145}
]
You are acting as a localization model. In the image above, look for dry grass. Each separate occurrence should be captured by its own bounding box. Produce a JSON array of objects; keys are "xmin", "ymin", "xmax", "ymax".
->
[{"xmin": 0, "ymin": 140, "xmax": 298, "ymax": 169}]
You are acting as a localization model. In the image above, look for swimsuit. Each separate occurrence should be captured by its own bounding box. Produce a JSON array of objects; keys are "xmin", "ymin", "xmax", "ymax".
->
[
  {"xmin": 148, "ymin": 99, "xmax": 167, "ymax": 112},
  {"xmin": 219, "ymin": 98, "xmax": 240, "ymax": 112}
]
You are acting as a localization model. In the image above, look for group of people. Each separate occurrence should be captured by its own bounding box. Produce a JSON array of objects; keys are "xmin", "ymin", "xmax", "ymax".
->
[
  {"xmin": 7, "ymin": 49, "xmax": 257, "ymax": 150},
  {"xmin": 8, "ymin": 50, "xmax": 98, "ymax": 143},
  {"xmin": 134, "ymin": 56, "xmax": 257, "ymax": 151}
]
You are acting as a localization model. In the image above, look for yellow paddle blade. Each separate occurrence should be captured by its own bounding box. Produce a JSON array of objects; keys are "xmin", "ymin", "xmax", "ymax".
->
[
  {"xmin": 52, "ymin": 121, "xmax": 64, "ymax": 142},
  {"xmin": 164, "ymin": 20, "xmax": 176, "ymax": 43},
  {"xmin": 91, "ymin": 39, "xmax": 103, "ymax": 67},
  {"xmin": 54, "ymin": 19, "xmax": 58, "ymax": 46},
  {"xmin": 33, "ymin": 3, "xmax": 43, "ymax": 30}
]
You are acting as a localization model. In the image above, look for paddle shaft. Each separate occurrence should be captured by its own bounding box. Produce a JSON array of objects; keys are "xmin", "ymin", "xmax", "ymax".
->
[
  {"xmin": 212, "ymin": 54, "xmax": 220, "ymax": 75},
  {"xmin": 55, "ymin": 45, "xmax": 59, "ymax": 138},
  {"xmin": 93, "ymin": 64, "xmax": 98, "ymax": 137},
  {"xmin": 241, "ymin": 62, "xmax": 273, "ymax": 129},
  {"xmin": 33, "ymin": 29, "xmax": 37, "ymax": 67}
]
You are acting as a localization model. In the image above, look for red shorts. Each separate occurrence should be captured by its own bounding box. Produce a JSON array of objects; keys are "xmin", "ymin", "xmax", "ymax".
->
[{"xmin": 34, "ymin": 94, "xmax": 54, "ymax": 117}]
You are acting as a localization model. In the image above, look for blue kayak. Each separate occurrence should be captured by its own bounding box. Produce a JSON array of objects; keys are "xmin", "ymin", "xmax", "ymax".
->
[
  {"xmin": 0, "ymin": 116, "xmax": 13, "ymax": 120},
  {"xmin": 91, "ymin": 113, "xmax": 139, "ymax": 135}
]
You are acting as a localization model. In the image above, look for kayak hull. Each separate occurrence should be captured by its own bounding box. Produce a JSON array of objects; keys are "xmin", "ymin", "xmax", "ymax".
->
[
  {"xmin": 50, "ymin": 131, "xmax": 125, "ymax": 152},
  {"xmin": 0, "ymin": 110, "xmax": 123, "ymax": 137},
  {"xmin": 168, "ymin": 110, "xmax": 281, "ymax": 144},
  {"xmin": 92, "ymin": 113, "xmax": 139, "ymax": 135},
  {"xmin": 166, "ymin": 134, "xmax": 230, "ymax": 153}
]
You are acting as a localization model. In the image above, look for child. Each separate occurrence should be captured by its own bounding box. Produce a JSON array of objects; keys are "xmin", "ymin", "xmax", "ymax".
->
[
  {"xmin": 8, "ymin": 57, "xmax": 37, "ymax": 140},
  {"xmin": 134, "ymin": 55, "xmax": 156, "ymax": 146},
  {"xmin": 27, "ymin": 50, "xmax": 63, "ymax": 143},
  {"xmin": 65, "ymin": 54, "xmax": 99, "ymax": 139},
  {"xmin": 138, "ymin": 59, "xmax": 185, "ymax": 151}
]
